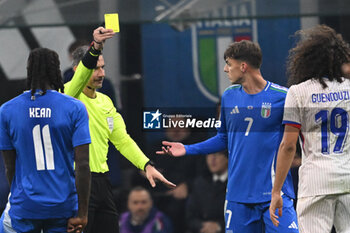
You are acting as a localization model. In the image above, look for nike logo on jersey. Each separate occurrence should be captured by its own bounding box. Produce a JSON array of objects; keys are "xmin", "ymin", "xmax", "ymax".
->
[
  {"xmin": 230, "ymin": 106, "xmax": 240, "ymax": 114},
  {"xmin": 288, "ymin": 221, "xmax": 298, "ymax": 229}
]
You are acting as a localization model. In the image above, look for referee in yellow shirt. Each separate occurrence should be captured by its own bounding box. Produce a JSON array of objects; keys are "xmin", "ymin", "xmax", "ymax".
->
[{"xmin": 65, "ymin": 27, "xmax": 175, "ymax": 233}]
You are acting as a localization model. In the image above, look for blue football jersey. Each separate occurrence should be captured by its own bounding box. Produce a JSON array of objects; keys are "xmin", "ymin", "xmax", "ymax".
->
[
  {"xmin": 0, "ymin": 90, "xmax": 91, "ymax": 219},
  {"xmin": 186, "ymin": 81, "xmax": 295, "ymax": 203}
]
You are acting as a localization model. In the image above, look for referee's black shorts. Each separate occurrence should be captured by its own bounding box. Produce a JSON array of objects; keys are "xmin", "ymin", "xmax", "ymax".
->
[
  {"xmin": 89, "ymin": 172, "xmax": 118, "ymax": 216},
  {"xmin": 84, "ymin": 172, "xmax": 119, "ymax": 233}
]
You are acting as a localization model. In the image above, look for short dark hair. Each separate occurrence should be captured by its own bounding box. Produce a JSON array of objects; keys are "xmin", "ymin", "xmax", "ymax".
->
[
  {"xmin": 128, "ymin": 186, "xmax": 152, "ymax": 199},
  {"xmin": 287, "ymin": 24, "xmax": 350, "ymax": 88},
  {"xmin": 224, "ymin": 40, "xmax": 262, "ymax": 69},
  {"xmin": 26, "ymin": 48, "xmax": 64, "ymax": 99}
]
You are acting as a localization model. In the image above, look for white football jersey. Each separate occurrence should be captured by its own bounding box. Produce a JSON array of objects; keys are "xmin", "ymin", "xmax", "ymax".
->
[{"xmin": 284, "ymin": 78, "xmax": 350, "ymax": 198}]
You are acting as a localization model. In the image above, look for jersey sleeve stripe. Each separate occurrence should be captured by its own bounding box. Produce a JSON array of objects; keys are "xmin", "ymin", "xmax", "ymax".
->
[
  {"xmin": 283, "ymin": 120, "xmax": 301, "ymax": 129},
  {"xmin": 270, "ymin": 87, "xmax": 288, "ymax": 94}
]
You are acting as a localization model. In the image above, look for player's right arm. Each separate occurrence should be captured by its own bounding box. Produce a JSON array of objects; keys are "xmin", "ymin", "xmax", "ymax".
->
[
  {"xmin": 270, "ymin": 125, "xmax": 299, "ymax": 226},
  {"xmin": 1, "ymin": 150, "xmax": 16, "ymax": 187},
  {"xmin": 270, "ymin": 86, "xmax": 301, "ymax": 227}
]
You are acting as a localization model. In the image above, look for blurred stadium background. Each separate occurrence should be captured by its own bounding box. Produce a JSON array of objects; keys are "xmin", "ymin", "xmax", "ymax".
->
[
  {"xmin": 0, "ymin": 0, "xmax": 349, "ymax": 145},
  {"xmin": 1, "ymin": 0, "xmax": 350, "ymax": 105},
  {"xmin": 1, "ymin": 0, "xmax": 350, "ymax": 220}
]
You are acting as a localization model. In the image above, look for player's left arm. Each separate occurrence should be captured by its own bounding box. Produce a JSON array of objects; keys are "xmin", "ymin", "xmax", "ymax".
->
[
  {"xmin": 68, "ymin": 102, "xmax": 91, "ymax": 233},
  {"xmin": 270, "ymin": 124, "xmax": 300, "ymax": 226},
  {"xmin": 1, "ymin": 150, "xmax": 16, "ymax": 187},
  {"xmin": 73, "ymin": 144, "xmax": 90, "ymax": 218},
  {"xmin": 67, "ymin": 144, "xmax": 90, "ymax": 233}
]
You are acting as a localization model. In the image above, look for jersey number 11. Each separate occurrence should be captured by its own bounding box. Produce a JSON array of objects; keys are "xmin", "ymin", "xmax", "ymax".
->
[{"xmin": 32, "ymin": 124, "xmax": 55, "ymax": 171}]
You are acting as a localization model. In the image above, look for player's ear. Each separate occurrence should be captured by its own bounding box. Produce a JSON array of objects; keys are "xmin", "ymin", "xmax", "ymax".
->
[
  {"xmin": 240, "ymin": 62, "xmax": 247, "ymax": 73},
  {"xmin": 73, "ymin": 66, "xmax": 78, "ymax": 72}
]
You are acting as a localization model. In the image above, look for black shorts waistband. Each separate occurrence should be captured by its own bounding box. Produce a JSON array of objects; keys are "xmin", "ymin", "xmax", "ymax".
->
[{"xmin": 91, "ymin": 172, "xmax": 109, "ymax": 177}]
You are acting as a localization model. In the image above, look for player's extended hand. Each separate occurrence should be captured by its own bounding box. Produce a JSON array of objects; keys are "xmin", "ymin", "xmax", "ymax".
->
[
  {"xmin": 92, "ymin": 26, "xmax": 115, "ymax": 50},
  {"xmin": 67, "ymin": 216, "xmax": 87, "ymax": 233},
  {"xmin": 269, "ymin": 192, "xmax": 283, "ymax": 227},
  {"xmin": 156, "ymin": 141, "xmax": 186, "ymax": 157},
  {"xmin": 145, "ymin": 164, "xmax": 176, "ymax": 188}
]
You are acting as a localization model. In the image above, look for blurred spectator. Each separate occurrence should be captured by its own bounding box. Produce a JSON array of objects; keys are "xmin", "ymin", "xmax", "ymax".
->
[
  {"xmin": 63, "ymin": 40, "xmax": 89, "ymax": 83},
  {"xmin": 132, "ymin": 116, "xmax": 207, "ymax": 233},
  {"xmin": 120, "ymin": 186, "xmax": 173, "ymax": 233},
  {"xmin": 186, "ymin": 151, "xmax": 228, "ymax": 233}
]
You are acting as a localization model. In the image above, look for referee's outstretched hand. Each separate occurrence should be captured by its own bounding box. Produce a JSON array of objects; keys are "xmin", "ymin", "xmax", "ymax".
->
[
  {"xmin": 145, "ymin": 164, "xmax": 176, "ymax": 189},
  {"xmin": 156, "ymin": 141, "xmax": 186, "ymax": 157}
]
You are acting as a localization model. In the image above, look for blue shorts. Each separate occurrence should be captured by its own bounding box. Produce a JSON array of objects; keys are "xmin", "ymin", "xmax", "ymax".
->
[
  {"xmin": 0, "ymin": 205, "xmax": 69, "ymax": 233},
  {"xmin": 225, "ymin": 195, "xmax": 299, "ymax": 233}
]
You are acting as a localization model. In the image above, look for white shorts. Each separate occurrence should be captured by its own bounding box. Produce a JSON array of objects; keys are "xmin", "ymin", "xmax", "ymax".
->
[
  {"xmin": 0, "ymin": 202, "xmax": 16, "ymax": 233},
  {"xmin": 297, "ymin": 193, "xmax": 350, "ymax": 233}
]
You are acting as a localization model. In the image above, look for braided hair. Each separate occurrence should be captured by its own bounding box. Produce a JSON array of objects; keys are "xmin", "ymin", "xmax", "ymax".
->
[{"xmin": 26, "ymin": 48, "xmax": 64, "ymax": 100}]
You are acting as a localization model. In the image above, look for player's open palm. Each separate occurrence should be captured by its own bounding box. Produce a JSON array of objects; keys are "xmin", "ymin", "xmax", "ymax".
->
[{"xmin": 156, "ymin": 141, "xmax": 186, "ymax": 157}]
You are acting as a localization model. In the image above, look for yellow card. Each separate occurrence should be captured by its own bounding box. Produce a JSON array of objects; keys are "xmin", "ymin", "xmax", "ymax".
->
[{"xmin": 104, "ymin": 13, "xmax": 120, "ymax": 32}]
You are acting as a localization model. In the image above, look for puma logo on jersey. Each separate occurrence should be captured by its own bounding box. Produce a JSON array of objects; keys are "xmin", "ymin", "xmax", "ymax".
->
[{"xmin": 230, "ymin": 106, "xmax": 240, "ymax": 114}]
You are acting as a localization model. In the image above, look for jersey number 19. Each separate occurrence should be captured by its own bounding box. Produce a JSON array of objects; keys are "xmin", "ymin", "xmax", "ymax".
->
[{"xmin": 315, "ymin": 108, "xmax": 348, "ymax": 154}]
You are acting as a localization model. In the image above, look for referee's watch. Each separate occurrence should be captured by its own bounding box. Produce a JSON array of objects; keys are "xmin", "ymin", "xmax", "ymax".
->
[{"xmin": 143, "ymin": 160, "xmax": 155, "ymax": 171}]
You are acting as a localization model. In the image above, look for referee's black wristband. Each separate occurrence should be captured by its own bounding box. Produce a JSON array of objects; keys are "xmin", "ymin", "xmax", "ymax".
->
[
  {"xmin": 81, "ymin": 43, "xmax": 102, "ymax": 69},
  {"xmin": 144, "ymin": 160, "xmax": 155, "ymax": 171}
]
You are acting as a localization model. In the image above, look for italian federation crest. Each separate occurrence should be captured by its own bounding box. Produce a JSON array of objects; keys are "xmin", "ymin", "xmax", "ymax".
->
[
  {"xmin": 191, "ymin": 0, "xmax": 257, "ymax": 103},
  {"xmin": 261, "ymin": 102, "xmax": 272, "ymax": 118}
]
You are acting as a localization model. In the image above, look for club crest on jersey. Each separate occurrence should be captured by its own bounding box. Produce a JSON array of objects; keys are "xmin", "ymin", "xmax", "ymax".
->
[{"xmin": 261, "ymin": 102, "xmax": 272, "ymax": 118}]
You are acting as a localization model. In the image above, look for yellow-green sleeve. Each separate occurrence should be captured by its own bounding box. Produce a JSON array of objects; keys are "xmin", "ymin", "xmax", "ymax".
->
[
  {"xmin": 109, "ymin": 110, "xmax": 149, "ymax": 170},
  {"xmin": 64, "ymin": 61, "xmax": 93, "ymax": 98}
]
